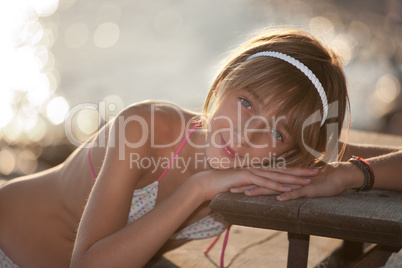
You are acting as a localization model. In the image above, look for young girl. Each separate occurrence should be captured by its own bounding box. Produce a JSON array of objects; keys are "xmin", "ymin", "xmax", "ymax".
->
[{"xmin": 0, "ymin": 28, "xmax": 401, "ymax": 268}]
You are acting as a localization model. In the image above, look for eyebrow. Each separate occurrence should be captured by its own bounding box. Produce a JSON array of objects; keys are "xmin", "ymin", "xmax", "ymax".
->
[{"xmin": 248, "ymin": 91, "xmax": 264, "ymax": 105}]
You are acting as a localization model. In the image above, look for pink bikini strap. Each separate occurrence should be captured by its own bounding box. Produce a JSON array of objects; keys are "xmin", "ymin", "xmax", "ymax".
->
[
  {"xmin": 157, "ymin": 122, "xmax": 200, "ymax": 182},
  {"xmin": 220, "ymin": 224, "xmax": 231, "ymax": 268},
  {"xmin": 203, "ymin": 224, "xmax": 232, "ymax": 268},
  {"xmin": 89, "ymin": 121, "xmax": 200, "ymax": 181}
]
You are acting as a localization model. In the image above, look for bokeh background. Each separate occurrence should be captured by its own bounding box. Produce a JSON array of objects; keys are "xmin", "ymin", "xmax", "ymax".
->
[{"xmin": 1, "ymin": 0, "xmax": 402, "ymax": 179}]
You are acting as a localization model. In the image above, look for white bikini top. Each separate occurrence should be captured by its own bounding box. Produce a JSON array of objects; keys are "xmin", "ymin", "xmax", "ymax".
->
[{"xmin": 127, "ymin": 180, "xmax": 227, "ymax": 240}]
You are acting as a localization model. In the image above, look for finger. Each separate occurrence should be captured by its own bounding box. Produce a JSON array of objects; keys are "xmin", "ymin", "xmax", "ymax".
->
[
  {"xmin": 276, "ymin": 186, "xmax": 314, "ymax": 201},
  {"xmin": 244, "ymin": 186, "xmax": 281, "ymax": 196},
  {"xmin": 248, "ymin": 168, "xmax": 312, "ymax": 186},
  {"xmin": 254, "ymin": 166, "xmax": 319, "ymax": 177},
  {"xmin": 230, "ymin": 185, "xmax": 255, "ymax": 193},
  {"xmin": 228, "ymin": 169, "xmax": 293, "ymax": 193},
  {"xmin": 243, "ymin": 172, "xmax": 293, "ymax": 193},
  {"xmin": 245, "ymin": 183, "xmax": 307, "ymax": 197},
  {"xmin": 231, "ymin": 182, "xmax": 304, "ymax": 195}
]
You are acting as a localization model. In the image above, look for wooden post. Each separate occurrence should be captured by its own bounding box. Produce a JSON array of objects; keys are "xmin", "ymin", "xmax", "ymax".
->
[
  {"xmin": 287, "ymin": 233, "xmax": 310, "ymax": 268},
  {"xmin": 342, "ymin": 240, "xmax": 363, "ymax": 261}
]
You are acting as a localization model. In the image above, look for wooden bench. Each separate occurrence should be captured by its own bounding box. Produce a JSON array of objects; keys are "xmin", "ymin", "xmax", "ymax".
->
[{"xmin": 210, "ymin": 131, "xmax": 402, "ymax": 267}]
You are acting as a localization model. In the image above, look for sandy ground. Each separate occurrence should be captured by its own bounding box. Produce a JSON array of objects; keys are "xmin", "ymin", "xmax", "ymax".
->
[{"xmin": 146, "ymin": 225, "xmax": 343, "ymax": 268}]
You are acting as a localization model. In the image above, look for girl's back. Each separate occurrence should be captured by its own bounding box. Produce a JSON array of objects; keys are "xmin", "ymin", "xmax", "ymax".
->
[{"xmin": 0, "ymin": 165, "xmax": 79, "ymax": 267}]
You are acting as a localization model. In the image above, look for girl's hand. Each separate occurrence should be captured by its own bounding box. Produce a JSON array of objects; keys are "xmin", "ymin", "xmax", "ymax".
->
[
  {"xmin": 228, "ymin": 166, "xmax": 318, "ymax": 196},
  {"xmin": 190, "ymin": 166, "xmax": 316, "ymax": 201},
  {"xmin": 276, "ymin": 163, "xmax": 352, "ymax": 201}
]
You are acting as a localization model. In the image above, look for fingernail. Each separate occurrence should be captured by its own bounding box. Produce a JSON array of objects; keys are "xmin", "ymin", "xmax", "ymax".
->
[
  {"xmin": 246, "ymin": 188, "xmax": 253, "ymax": 193},
  {"xmin": 304, "ymin": 178, "xmax": 311, "ymax": 182},
  {"xmin": 285, "ymin": 186, "xmax": 292, "ymax": 190},
  {"xmin": 277, "ymin": 194, "xmax": 284, "ymax": 200},
  {"xmin": 230, "ymin": 187, "xmax": 237, "ymax": 191},
  {"xmin": 312, "ymin": 168, "xmax": 319, "ymax": 172}
]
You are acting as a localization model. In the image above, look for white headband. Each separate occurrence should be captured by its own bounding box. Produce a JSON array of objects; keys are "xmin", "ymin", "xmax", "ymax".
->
[{"xmin": 246, "ymin": 51, "xmax": 328, "ymax": 126}]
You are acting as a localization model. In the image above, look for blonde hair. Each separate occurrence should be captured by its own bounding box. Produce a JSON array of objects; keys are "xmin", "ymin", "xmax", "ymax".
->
[{"xmin": 202, "ymin": 28, "xmax": 350, "ymax": 167}]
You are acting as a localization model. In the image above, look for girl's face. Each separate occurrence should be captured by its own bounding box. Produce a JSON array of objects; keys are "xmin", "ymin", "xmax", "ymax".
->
[{"xmin": 204, "ymin": 89, "xmax": 297, "ymax": 169}]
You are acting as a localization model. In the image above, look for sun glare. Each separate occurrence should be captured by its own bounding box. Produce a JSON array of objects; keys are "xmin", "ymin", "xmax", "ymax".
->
[
  {"xmin": 0, "ymin": 0, "xmax": 60, "ymax": 145},
  {"xmin": 46, "ymin": 96, "xmax": 70, "ymax": 125}
]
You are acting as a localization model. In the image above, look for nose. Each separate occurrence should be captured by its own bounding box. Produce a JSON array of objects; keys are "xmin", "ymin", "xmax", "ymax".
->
[{"xmin": 239, "ymin": 118, "xmax": 270, "ymax": 148}]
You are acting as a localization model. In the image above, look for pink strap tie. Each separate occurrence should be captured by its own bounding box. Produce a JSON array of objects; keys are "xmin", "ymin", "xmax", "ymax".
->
[
  {"xmin": 157, "ymin": 122, "xmax": 200, "ymax": 181},
  {"xmin": 204, "ymin": 224, "xmax": 232, "ymax": 268}
]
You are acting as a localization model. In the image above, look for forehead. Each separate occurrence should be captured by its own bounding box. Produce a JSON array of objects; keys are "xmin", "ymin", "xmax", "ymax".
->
[{"xmin": 244, "ymin": 88, "xmax": 284, "ymax": 114}]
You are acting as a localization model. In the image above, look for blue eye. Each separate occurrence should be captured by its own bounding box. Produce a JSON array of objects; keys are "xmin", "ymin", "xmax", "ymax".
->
[
  {"xmin": 240, "ymin": 98, "xmax": 252, "ymax": 110},
  {"xmin": 270, "ymin": 129, "xmax": 283, "ymax": 141}
]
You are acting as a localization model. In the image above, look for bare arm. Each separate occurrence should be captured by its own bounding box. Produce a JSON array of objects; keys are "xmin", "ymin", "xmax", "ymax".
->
[
  {"xmin": 339, "ymin": 141, "xmax": 402, "ymax": 191},
  {"xmin": 71, "ymin": 106, "xmax": 166, "ymax": 267},
  {"xmin": 72, "ymin": 173, "xmax": 205, "ymax": 267},
  {"xmin": 340, "ymin": 140, "xmax": 401, "ymax": 160},
  {"xmin": 276, "ymin": 138, "xmax": 402, "ymax": 201}
]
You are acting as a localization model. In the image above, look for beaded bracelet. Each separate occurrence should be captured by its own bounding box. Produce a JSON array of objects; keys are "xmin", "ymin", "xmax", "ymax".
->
[{"xmin": 348, "ymin": 156, "xmax": 375, "ymax": 192}]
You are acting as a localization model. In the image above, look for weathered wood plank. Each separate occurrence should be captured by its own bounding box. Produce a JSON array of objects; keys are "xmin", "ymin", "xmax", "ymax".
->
[
  {"xmin": 210, "ymin": 192, "xmax": 305, "ymax": 233},
  {"xmin": 299, "ymin": 190, "xmax": 402, "ymax": 247},
  {"xmin": 210, "ymin": 190, "xmax": 402, "ymax": 247}
]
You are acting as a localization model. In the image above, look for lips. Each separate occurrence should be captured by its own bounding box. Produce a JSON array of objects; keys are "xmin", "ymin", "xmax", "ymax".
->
[{"xmin": 220, "ymin": 135, "xmax": 237, "ymax": 158}]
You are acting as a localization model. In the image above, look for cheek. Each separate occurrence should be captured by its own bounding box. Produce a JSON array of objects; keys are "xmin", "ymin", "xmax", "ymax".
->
[
  {"xmin": 249, "ymin": 147, "xmax": 279, "ymax": 159},
  {"xmin": 203, "ymin": 142, "xmax": 230, "ymax": 169},
  {"xmin": 245, "ymin": 133, "xmax": 280, "ymax": 150},
  {"xmin": 212, "ymin": 100, "xmax": 239, "ymax": 121},
  {"xmin": 248, "ymin": 140, "xmax": 296, "ymax": 159},
  {"xmin": 203, "ymin": 132, "xmax": 221, "ymax": 157},
  {"xmin": 208, "ymin": 116, "xmax": 236, "ymax": 143}
]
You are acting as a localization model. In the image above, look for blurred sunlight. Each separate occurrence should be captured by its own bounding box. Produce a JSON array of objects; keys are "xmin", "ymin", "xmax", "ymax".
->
[
  {"xmin": 0, "ymin": 0, "xmax": 67, "ymax": 178},
  {"xmin": 1, "ymin": 0, "xmax": 402, "ymax": 180}
]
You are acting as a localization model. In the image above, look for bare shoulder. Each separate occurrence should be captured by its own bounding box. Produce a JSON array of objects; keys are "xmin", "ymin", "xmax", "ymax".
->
[
  {"xmin": 90, "ymin": 100, "xmax": 198, "ymax": 188},
  {"xmin": 122, "ymin": 100, "xmax": 196, "ymax": 122},
  {"xmin": 119, "ymin": 100, "xmax": 198, "ymax": 147}
]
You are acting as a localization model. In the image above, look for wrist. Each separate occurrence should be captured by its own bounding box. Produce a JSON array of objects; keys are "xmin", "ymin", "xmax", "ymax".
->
[
  {"xmin": 185, "ymin": 173, "xmax": 210, "ymax": 203},
  {"xmin": 347, "ymin": 156, "xmax": 375, "ymax": 191},
  {"xmin": 341, "ymin": 162, "xmax": 366, "ymax": 190}
]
